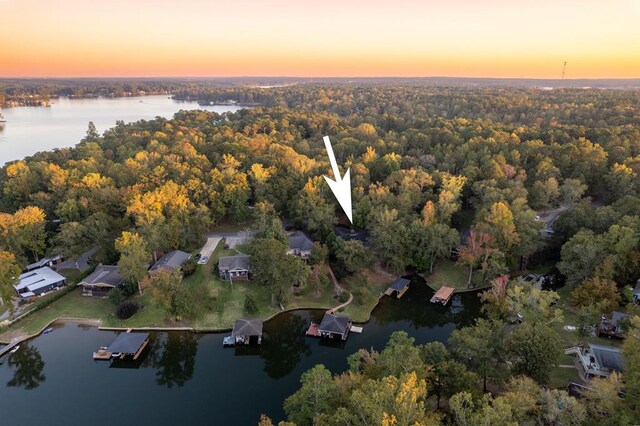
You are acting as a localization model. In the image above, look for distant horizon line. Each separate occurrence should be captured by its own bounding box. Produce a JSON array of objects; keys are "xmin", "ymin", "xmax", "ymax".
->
[{"xmin": 1, "ymin": 76, "xmax": 640, "ymax": 81}]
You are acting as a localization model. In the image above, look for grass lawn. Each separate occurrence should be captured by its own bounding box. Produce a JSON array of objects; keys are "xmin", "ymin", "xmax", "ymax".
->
[
  {"xmin": 341, "ymin": 265, "xmax": 396, "ymax": 322},
  {"xmin": 425, "ymin": 259, "xmax": 476, "ymax": 292},
  {"xmin": 548, "ymin": 365, "xmax": 581, "ymax": 389},
  {"xmin": 208, "ymin": 217, "xmax": 255, "ymax": 233}
]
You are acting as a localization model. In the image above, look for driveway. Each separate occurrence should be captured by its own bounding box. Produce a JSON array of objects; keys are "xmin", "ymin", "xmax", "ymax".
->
[
  {"xmin": 198, "ymin": 237, "xmax": 223, "ymax": 264},
  {"xmin": 536, "ymin": 205, "xmax": 568, "ymax": 228},
  {"xmin": 54, "ymin": 246, "xmax": 97, "ymax": 272}
]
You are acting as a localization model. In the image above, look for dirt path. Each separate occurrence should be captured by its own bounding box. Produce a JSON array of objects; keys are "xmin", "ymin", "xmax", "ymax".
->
[{"xmin": 326, "ymin": 265, "xmax": 353, "ymax": 312}]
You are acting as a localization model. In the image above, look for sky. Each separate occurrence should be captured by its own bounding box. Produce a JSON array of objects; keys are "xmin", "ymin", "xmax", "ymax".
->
[{"xmin": 1, "ymin": 0, "xmax": 639, "ymax": 79}]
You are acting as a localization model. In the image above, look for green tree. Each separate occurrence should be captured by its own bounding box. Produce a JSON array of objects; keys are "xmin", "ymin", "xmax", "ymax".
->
[
  {"xmin": 557, "ymin": 229, "xmax": 606, "ymax": 286},
  {"xmin": 411, "ymin": 221, "xmax": 459, "ymax": 273},
  {"xmin": 140, "ymin": 268, "xmax": 192, "ymax": 320},
  {"xmin": 370, "ymin": 207, "xmax": 410, "ymax": 272},
  {"xmin": 507, "ymin": 323, "xmax": 562, "ymax": 384},
  {"xmin": 283, "ymin": 364, "xmax": 336, "ymax": 425},
  {"xmin": 249, "ymin": 238, "xmax": 308, "ymax": 304},
  {"xmin": 335, "ymin": 239, "xmax": 372, "ymax": 274},
  {"xmin": 115, "ymin": 231, "xmax": 149, "ymax": 295},
  {"xmin": 422, "ymin": 342, "xmax": 479, "ymax": 409},
  {"xmin": 449, "ymin": 318, "xmax": 506, "ymax": 392}
]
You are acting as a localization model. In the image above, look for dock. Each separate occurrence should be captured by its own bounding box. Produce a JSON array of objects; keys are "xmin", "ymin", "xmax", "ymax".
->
[
  {"xmin": 0, "ymin": 340, "xmax": 21, "ymax": 358},
  {"xmin": 306, "ymin": 312, "xmax": 351, "ymax": 340},
  {"xmin": 306, "ymin": 322, "xmax": 320, "ymax": 337},
  {"xmin": 430, "ymin": 286, "xmax": 455, "ymax": 305},
  {"xmin": 93, "ymin": 347, "xmax": 112, "ymax": 360},
  {"xmin": 93, "ymin": 331, "xmax": 149, "ymax": 360},
  {"xmin": 385, "ymin": 277, "xmax": 411, "ymax": 299},
  {"xmin": 349, "ymin": 325, "xmax": 363, "ymax": 333}
]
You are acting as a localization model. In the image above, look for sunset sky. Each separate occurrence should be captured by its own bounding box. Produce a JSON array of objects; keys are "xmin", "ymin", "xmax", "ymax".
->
[{"xmin": 1, "ymin": 0, "xmax": 639, "ymax": 78}]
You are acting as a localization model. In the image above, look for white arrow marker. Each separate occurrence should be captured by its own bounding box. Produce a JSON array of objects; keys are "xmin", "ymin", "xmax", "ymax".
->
[{"xmin": 323, "ymin": 135, "xmax": 353, "ymax": 224}]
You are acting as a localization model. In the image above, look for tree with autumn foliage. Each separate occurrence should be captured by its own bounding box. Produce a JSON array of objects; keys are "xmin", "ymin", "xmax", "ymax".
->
[
  {"xmin": 0, "ymin": 251, "xmax": 21, "ymax": 315},
  {"xmin": 456, "ymin": 229, "xmax": 504, "ymax": 287},
  {"xmin": 0, "ymin": 206, "xmax": 47, "ymax": 262},
  {"xmin": 115, "ymin": 231, "xmax": 149, "ymax": 295}
]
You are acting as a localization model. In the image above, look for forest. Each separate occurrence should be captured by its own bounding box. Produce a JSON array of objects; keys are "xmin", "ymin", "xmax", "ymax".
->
[{"xmin": 2, "ymin": 84, "xmax": 640, "ymax": 424}]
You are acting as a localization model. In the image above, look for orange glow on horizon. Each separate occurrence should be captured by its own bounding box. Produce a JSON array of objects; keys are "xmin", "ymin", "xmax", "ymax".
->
[{"xmin": 1, "ymin": 0, "xmax": 639, "ymax": 78}]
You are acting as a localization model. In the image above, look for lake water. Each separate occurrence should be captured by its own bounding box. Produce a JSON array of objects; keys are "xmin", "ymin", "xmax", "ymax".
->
[
  {"xmin": 0, "ymin": 96, "xmax": 243, "ymax": 165},
  {"xmin": 0, "ymin": 278, "xmax": 480, "ymax": 426}
]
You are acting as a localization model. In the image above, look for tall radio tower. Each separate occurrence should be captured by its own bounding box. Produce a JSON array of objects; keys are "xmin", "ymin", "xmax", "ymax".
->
[{"xmin": 561, "ymin": 61, "xmax": 567, "ymax": 79}]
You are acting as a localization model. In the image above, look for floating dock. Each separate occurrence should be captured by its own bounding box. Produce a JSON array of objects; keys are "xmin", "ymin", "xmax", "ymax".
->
[
  {"xmin": 93, "ymin": 347, "xmax": 112, "ymax": 360},
  {"xmin": 430, "ymin": 286, "xmax": 455, "ymax": 305},
  {"xmin": 349, "ymin": 325, "xmax": 363, "ymax": 333},
  {"xmin": 306, "ymin": 322, "xmax": 320, "ymax": 337}
]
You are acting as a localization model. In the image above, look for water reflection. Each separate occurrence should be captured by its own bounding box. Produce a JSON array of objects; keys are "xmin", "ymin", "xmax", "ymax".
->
[
  {"xmin": 372, "ymin": 277, "xmax": 480, "ymax": 329},
  {"xmin": 6, "ymin": 344, "xmax": 46, "ymax": 389},
  {"xmin": 260, "ymin": 312, "xmax": 312, "ymax": 379},
  {"xmin": 151, "ymin": 333, "xmax": 199, "ymax": 388}
]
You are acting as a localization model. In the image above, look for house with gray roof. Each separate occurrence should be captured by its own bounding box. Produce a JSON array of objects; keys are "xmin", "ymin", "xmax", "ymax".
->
[
  {"xmin": 569, "ymin": 344, "xmax": 625, "ymax": 379},
  {"xmin": 218, "ymin": 255, "xmax": 251, "ymax": 280},
  {"xmin": 287, "ymin": 231, "xmax": 314, "ymax": 259},
  {"xmin": 14, "ymin": 267, "xmax": 66, "ymax": 298},
  {"xmin": 149, "ymin": 250, "xmax": 191, "ymax": 273},
  {"xmin": 78, "ymin": 264, "xmax": 125, "ymax": 297},
  {"xmin": 24, "ymin": 255, "xmax": 65, "ymax": 272}
]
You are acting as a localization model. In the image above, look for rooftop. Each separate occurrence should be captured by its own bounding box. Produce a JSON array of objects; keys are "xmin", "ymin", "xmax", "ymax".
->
[
  {"xmin": 389, "ymin": 277, "xmax": 411, "ymax": 291},
  {"xmin": 107, "ymin": 332, "xmax": 150, "ymax": 355},
  {"xmin": 334, "ymin": 226, "xmax": 369, "ymax": 244},
  {"xmin": 433, "ymin": 286, "xmax": 455, "ymax": 301},
  {"xmin": 219, "ymin": 255, "xmax": 251, "ymax": 271},
  {"xmin": 589, "ymin": 343, "xmax": 625, "ymax": 372},
  {"xmin": 149, "ymin": 250, "xmax": 191, "ymax": 272},
  {"xmin": 79, "ymin": 265, "xmax": 124, "ymax": 288},
  {"xmin": 319, "ymin": 313, "xmax": 350, "ymax": 335},
  {"xmin": 15, "ymin": 267, "xmax": 65, "ymax": 292},
  {"xmin": 232, "ymin": 318, "xmax": 263, "ymax": 337},
  {"xmin": 288, "ymin": 231, "xmax": 314, "ymax": 251}
]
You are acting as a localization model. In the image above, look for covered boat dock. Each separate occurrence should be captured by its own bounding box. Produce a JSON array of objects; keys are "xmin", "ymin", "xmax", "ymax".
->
[
  {"xmin": 384, "ymin": 277, "xmax": 411, "ymax": 298},
  {"xmin": 93, "ymin": 332, "xmax": 149, "ymax": 360},
  {"xmin": 228, "ymin": 318, "xmax": 263, "ymax": 346},
  {"xmin": 307, "ymin": 312, "xmax": 352, "ymax": 340},
  {"xmin": 430, "ymin": 286, "xmax": 455, "ymax": 305}
]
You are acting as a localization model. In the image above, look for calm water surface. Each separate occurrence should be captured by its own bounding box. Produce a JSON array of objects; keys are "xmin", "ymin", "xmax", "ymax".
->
[
  {"xmin": 0, "ymin": 96, "xmax": 243, "ymax": 165},
  {"xmin": 0, "ymin": 278, "xmax": 480, "ymax": 426}
]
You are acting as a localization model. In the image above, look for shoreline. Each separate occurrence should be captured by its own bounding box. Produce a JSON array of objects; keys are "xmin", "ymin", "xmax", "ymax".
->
[
  {"xmin": 0, "ymin": 302, "xmax": 376, "ymax": 346},
  {"xmin": 419, "ymin": 273, "xmax": 491, "ymax": 294},
  {"xmin": 0, "ymin": 276, "xmax": 465, "ymax": 347}
]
